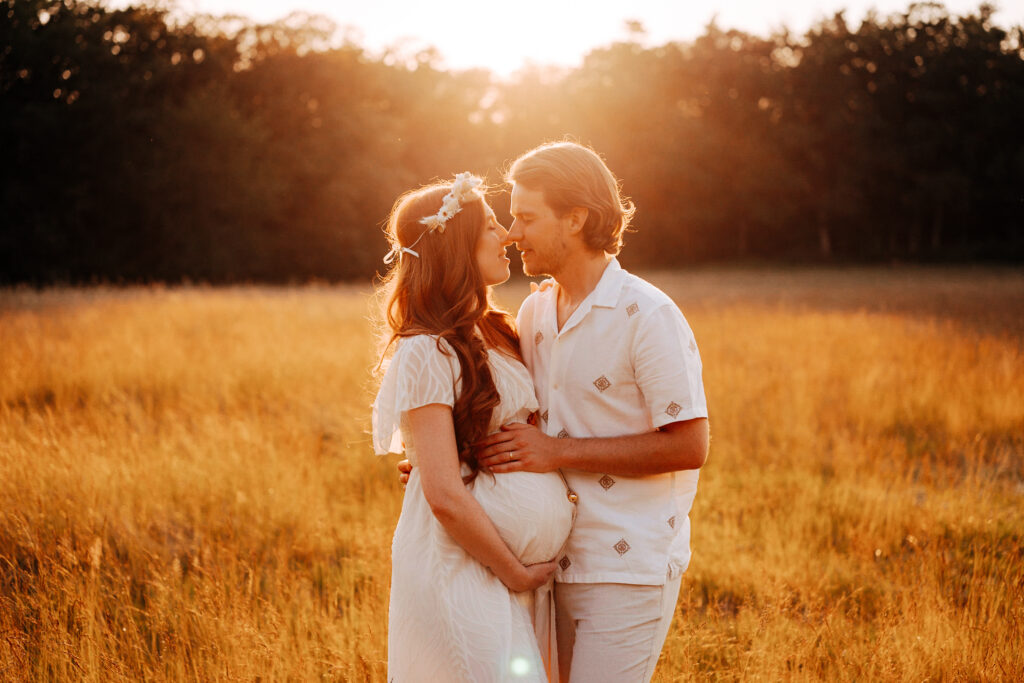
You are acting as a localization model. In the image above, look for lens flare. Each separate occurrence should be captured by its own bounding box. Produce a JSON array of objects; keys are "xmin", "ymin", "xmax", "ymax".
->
[{"xmin": 510, "ymin": 656, "xmax": 531, "ymax": 677}]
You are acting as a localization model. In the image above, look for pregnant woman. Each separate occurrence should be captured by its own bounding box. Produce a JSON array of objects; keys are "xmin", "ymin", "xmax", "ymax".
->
[{"xmin": 372, "ymin": 173, "xmax": 576, "ymax": 682}]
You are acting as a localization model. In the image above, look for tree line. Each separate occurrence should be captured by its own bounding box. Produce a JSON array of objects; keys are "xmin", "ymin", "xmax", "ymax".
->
[{"xmin": 2, "ymin": 0, "xmax": 1022, "ymax": 284}]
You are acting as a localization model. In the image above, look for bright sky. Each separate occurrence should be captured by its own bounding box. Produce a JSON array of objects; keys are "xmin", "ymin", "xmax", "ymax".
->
[{"xmin": 125, "ymin": 0, "xmax": 1024, "ymax": 76}]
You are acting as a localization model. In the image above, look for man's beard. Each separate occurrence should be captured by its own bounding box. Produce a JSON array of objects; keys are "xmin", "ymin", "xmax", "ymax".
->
[{"xmin": 521, "ymin": 239, "xmax": 568, "ymax": 278}]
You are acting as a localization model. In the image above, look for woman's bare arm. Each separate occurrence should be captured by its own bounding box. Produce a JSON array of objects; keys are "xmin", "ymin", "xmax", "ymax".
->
[{"xmin": 404, "ymin": 403, "xmax": 555, "ymax": 593}]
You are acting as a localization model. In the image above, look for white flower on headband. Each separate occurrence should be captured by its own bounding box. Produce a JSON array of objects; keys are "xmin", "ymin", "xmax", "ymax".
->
[
  {"xmin": 382, "ymin": 172, "xmax": 484, "ymax": 264},
  {"xmin": 419, "ymin": 172, "xmax": 483, "ymax": 234}
]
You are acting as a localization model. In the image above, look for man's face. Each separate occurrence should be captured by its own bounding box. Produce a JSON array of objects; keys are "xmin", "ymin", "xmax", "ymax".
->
[{"xmin": 508, "ymin": 183, "xmax": 570, "ymax": 277}]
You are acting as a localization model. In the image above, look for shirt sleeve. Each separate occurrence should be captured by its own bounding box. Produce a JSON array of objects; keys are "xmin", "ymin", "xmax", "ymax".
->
[
  {"xmin": 631, "ymin": 303, "xmax": 708, "ymax": 428},
  {"xmin": 371, "ymin": 335, "xmax": 461, "ymax": 454}
]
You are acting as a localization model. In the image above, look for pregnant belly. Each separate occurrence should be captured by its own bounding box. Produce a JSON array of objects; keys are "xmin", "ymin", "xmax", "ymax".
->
[{"xmin": 470, "ymin": 471, "xmax": 575, "ymax": 565}]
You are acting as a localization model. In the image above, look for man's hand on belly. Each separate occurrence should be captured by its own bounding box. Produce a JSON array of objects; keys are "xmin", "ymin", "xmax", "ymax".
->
[{"xmin": 475, "ymin": 423, "xmax": 562, "ymax": 473}]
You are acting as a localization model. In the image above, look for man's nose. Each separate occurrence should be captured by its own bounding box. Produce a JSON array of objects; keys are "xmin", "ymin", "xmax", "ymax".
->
[{"xmin": 507, "ymin": 220, "xmax": 523, "ymax": 242}]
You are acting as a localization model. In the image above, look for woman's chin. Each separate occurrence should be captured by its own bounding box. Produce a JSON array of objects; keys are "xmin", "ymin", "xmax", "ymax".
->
[{"xmin": 487, "ymin": 266, "xmax": 511, "ymax": 286}]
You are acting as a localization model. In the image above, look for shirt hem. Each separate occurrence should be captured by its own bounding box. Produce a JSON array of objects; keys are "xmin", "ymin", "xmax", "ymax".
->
[
  {"xmin": 651, "ymin": 409, "xmax": 708, "ymax": 430},
  {"xmin": 555, "ymin": 572, "xmax": 669, "ymax": 586}
]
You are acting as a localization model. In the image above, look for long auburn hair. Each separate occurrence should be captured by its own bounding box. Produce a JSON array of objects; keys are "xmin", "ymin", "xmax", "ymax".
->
[{"xmin": 377, "ymin": 180, "xmax": 521, "ymax": 483}]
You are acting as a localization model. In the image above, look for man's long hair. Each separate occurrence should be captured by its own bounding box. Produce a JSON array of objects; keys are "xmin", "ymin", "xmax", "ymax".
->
[
  {"xmin": 377, "ymin": 182, "xmax": 520, "ymax": 482},
  {"xmin": 509, "ymin": 141, "xmax": 635, "ymax": 255}
]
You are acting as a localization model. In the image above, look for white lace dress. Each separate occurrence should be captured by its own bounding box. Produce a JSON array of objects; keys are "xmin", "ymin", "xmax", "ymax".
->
[{"xmin": 373, "ymin": 335, "xmax": 576, "ymax": 682}]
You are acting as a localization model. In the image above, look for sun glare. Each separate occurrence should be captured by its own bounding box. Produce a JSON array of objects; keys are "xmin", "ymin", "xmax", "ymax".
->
[{"xmin": 109, "ymin": 0, "xmax": 1022, "ymax": 75}]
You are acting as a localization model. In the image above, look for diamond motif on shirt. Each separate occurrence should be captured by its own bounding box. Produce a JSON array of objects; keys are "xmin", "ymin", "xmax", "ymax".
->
[
  {"xmin": 559, "ymin": 556, "xmax": 571, "ymax": 571},
  {"xmin": 626, "ymin": 302, "xmax": 639, "ymax": 317},
  {"xmin": 535, "ymin": 331, "xmax": 544, "ymax": 345},
  {"xmin": 557, "ymin": 429, "xmax": 569, "ymax": 439},
  {"xmin": 593, "ymin": 375, "xmax": 611, "ymax": 392},
  {"xmin": 613, "ymin": 538, "xmax": 631, "ymax": 556},
  {"xmin": 668, "ymin": 515, "xmax": 676, "ymax": 529},
  {"xmin": 599, "ymin": 474, "xmax": 615, "ymax": 490},
  {"xmin": 541, "ymin": 410, "xmax": 549, "ymax": 423},
  {"xmin": 666, "ymin": 401, "xmax": 682, "ymax": 418}
]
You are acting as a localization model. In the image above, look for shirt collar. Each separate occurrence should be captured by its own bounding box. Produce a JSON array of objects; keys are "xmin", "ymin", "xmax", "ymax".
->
[
  {"xmin": 590, "ymin": 257, "xmax": 626, "ymax": 309},
  {"xmin": 548, "ymin": 258, "xmax": 626, "ymax": 337}
]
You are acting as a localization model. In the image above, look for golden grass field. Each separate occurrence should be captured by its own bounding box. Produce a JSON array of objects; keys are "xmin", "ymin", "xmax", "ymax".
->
[{"xmin": 1, "ymin": 267, "xmax": 1022, "ymax": 681}]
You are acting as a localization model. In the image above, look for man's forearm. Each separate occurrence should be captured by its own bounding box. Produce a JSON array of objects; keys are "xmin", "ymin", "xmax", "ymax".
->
[{"xmin": 555, "ymin": 418, "xmax": 709, "ymax": 476}]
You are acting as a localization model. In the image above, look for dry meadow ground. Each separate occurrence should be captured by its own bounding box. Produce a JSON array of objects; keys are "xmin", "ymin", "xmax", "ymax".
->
[{"xmin": 1, "ymin": 267, "xmax": 1022, "ymax": 681}]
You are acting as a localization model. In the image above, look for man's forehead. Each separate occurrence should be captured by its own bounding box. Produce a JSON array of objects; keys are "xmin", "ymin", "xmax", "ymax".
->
[{"xmin": 510, "ymin": 184, "xmax": 548, "ymax": 212}]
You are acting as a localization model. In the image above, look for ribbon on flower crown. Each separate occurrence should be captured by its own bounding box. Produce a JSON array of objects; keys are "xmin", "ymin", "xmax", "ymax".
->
[{"xmin": 383, "ymin": 172, "xmax": 484, "ymax": 264}]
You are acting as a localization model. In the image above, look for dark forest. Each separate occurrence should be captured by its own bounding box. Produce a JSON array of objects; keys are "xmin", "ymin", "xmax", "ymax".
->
[{"xmin": 2, "ymin": 0, "xmax": 1022, "ymax": 283}]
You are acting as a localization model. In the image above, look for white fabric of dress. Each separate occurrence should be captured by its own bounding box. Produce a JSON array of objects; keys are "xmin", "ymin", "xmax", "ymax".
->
[{"xmin": 373, "ymin": 334, "xmax": 576, "ymax": 683}]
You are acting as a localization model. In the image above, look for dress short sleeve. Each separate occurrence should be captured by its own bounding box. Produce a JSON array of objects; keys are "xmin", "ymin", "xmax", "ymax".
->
[{"xmin": 372, "ymin": 335, "xmax": 461, "ymax": 455}]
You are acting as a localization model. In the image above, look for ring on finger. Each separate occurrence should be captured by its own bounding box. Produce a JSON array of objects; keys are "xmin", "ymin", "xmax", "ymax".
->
[{"xmin": 507, "ymin": 451, "xmax": 513, "ymax": 463}]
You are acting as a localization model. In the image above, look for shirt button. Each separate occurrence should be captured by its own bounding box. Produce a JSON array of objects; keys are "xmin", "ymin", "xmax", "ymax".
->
[{"xmin": 553, "ymin": 384, "xmax": 559, "ymax": 390}]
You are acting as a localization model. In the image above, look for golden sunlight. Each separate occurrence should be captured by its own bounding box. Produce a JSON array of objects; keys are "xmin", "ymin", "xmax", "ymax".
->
[{"xmin": 116, "ymin": 0, "xmax": 1021, "ymax": 75}]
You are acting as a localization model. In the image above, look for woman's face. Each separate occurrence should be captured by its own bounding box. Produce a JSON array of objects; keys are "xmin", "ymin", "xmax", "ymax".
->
[{"xmin": 475, "ymin": 206, "xmax": 512, "ymax": 286}]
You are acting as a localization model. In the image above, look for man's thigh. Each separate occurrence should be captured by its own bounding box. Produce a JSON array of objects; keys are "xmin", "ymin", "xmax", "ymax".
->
[{"xmin": 555, "ymin": 577, "xmax": 682, "ymax": 683}]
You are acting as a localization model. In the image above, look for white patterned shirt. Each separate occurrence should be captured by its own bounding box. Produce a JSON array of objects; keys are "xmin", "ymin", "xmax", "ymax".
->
[{"xmin": 517, "ymin": 258, "xmax": 708, "ymax": 585}]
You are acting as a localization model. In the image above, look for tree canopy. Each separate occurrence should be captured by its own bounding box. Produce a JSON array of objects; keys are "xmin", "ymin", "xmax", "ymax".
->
[{"xmin": 2, "ymin": 0, "xmax": 1022, "ymax": 283}]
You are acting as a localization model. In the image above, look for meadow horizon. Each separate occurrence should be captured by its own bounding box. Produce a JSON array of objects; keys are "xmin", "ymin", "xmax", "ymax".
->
[{"xmin": 1, "ymin": 266, "xmax": 1022, "ymax": 681}]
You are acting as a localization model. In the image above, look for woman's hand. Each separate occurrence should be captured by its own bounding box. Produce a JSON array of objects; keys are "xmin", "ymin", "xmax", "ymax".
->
[
  {"xmin": 397, "ymin": 458, "xmax": 413, "ymax": 487},
  {"xmin": 407, "ymin": 404, "xmax": 543, "ymax": 596},
  {"xmin": 499, "ymin": 560, "xmax": 558, "ymax": 593}
]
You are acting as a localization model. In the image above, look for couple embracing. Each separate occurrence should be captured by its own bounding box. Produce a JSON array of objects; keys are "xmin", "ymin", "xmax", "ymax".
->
[{"xmin": 372, "ymin": 142, "xmax": 709, "ymax": 682}]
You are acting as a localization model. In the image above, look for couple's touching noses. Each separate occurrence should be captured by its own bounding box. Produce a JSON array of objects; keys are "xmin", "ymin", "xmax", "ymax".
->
[{"xmin": 373, "ymin": 141, "xmax": 709, "ymax": 682}]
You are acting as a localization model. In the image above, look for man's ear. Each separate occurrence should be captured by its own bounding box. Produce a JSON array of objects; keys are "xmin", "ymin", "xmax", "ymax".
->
[{"xmin": 565, "ymin": 207, "xmax": 588, "ymax": 235}]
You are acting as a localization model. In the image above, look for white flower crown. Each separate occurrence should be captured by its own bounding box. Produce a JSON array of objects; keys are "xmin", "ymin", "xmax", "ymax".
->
[{"xmin": 383, "ymin": 172, "xmax": 484, "ymax": 264}]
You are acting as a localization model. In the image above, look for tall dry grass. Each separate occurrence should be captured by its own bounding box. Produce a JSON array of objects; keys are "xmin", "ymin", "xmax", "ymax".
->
[{"xmin": 1, "ymin": 268, "xmax": 1022, "ymax": 681}]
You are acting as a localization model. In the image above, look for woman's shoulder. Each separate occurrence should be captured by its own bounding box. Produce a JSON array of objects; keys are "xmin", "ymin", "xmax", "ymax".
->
[
  {"xmin": 376, "ymin": 334, "xmax": 460, "ymax": 407},
  {"xmin": 385, "ymin": 335, "xmax": 460, "ymax": 382},
  {"xmin": 393, "ymin": 333, "xmax": 456, "ymax": 358}
]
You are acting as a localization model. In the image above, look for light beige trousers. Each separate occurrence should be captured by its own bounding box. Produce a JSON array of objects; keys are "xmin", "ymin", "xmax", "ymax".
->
[{"xmin": 554, "ymin": 576, "xmax": 682, "ymax": 683}]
